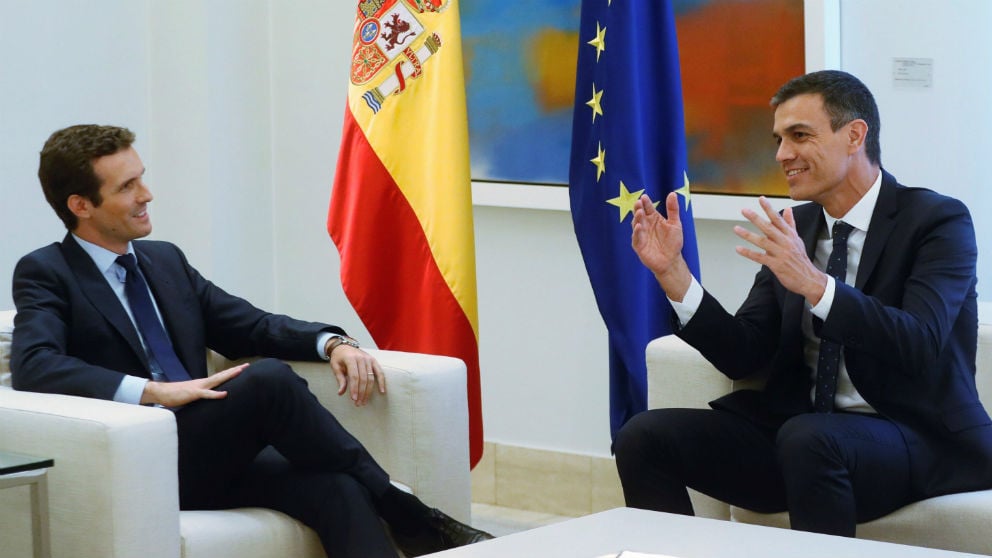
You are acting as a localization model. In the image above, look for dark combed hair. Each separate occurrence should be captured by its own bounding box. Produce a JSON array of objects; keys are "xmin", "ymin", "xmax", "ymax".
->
[
  {"xmin": 770, "ymin": 70, "xmax": 881, "ymax": 166},
  {"xmin": 38, "ymin": 124, "xmax": 136, "ymax": 229}
]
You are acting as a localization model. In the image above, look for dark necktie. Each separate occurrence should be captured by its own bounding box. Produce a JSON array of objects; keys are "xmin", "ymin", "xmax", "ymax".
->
[
  {"xmin": 115, "ymin": 254, "xmax": 192, "ymax": 382},
  {"xmin": 813, "ymin": 220, "xmax": 854, "ymax": 413}
]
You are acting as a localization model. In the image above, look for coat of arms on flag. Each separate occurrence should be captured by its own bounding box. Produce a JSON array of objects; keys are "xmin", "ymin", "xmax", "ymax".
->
[{"xmin": 352, "ymin": 0, "xmax": 448, "ymax": 113}]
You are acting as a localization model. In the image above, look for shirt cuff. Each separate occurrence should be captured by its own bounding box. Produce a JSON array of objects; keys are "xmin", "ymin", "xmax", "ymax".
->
[
  {"xmin": 810, "ymin": 276, "xmax": 836, "ymax": 320},
  {"xmin": 113, "ymin": 375, "xmax": 149, "ymax": 405},
  {"xmin": 317, "ymin": 332, "xmax": 338, "ymax": 360},
  {"xmin": 668, "ymin": 276, "xmax": 704, "ymax": 327}
]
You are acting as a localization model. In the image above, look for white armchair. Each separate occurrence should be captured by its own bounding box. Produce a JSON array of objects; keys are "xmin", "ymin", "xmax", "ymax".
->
[
  {"xmin": 646, "ymin": 324, "xmax": 992, "ymax": 555},
  {"xmin": 0, "ymin": 310, "xmax": 471, "ymax": 558}
]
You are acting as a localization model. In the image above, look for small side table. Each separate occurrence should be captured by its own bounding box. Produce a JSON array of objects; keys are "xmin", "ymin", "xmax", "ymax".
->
[{"xmin": 0, "ymin": 450, "xmax": 54, "ymax": 558}]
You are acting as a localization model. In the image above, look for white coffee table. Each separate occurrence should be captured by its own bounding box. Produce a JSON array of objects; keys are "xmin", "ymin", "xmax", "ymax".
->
[{"xmin": 430, "ymin": 507, "xmax": 984, "ymax": 557}]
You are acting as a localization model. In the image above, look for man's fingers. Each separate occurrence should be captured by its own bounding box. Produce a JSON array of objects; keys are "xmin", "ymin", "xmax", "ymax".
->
[
  {"xmin": 665, "ymin": 192, "xmax": 682, "ymax": 226},
  {"xmin": 354, "ymin": 357, "xmax": 371, "ymax": 405},
  {"xmin": 205, "ymin": 363, "xmax": 248, "ymax": 388},
  {"xmin": 758, "ymin": 196, "xmax": 789, "ymax": 230},
  {"xmin": 215, "ymin": 363, "xmax": 249, "ymax": 379},
  {"xmin": 782, "ymin": 206, "xmax": 796, "ymax": 229},
  {"xmin": 733, "ymin": 224, "xmax": 768, "ymax": 253},
  {"xmin": 638, "ymin": 194, "xmax": 657, "ymax": 215},
  {"xmin": 740, "ymin": 208, "xmax": 773, "ymax": 237},
  {"xmin": 631, "ymin": 195, "xmax": 652, "ymax": 230},
  {"xmin": 198, "ymin": 389, "xmax": 228, "ymax": 400},
  {"xmin": 735, "ymin": 245, "xmax": 767, "ymax": 266},
  {"xmin": 334, "ymin": 365, "xmax": 348, "ymax": 396},
  {"xmin": 348, "ymin": 354, "xmax": 374, "ymax": 405},
  {"xmin": 349, "ymin": 356, "xmax": 363, "ymax": 403},
  {"xmin": 329, "ymin": 346, "xmax": 384, "ymax": 405},
  {"xmin": 741, "ymin": 203, "xmax": 793, "ymax": 250},
  {"xmin": 359, "ymin": 357, "xmax": 380, "ymax": 404},
  {"xmin": 373, "ymin": 361, "xmax": 386, "ymax": 394}
]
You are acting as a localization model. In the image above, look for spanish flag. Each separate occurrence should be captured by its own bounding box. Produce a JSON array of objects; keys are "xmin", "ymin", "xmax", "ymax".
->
[{"xmin": 328, "ymin": 0, "xmax": 483, "ymax": 467}]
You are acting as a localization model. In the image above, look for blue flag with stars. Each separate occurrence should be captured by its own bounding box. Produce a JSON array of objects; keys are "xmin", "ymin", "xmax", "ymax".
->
[{"xmin": 569, "ymin": 0, "xmax": 701, "ymax": 439}]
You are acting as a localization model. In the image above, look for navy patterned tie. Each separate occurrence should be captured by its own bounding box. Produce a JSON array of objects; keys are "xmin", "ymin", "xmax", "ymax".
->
[
  {"xmin": 116, "ymin": 254, "xmax": 192, "ymax": 382},
  {"xmin": 813, "ymin": 220, "xmax": 854, "ymax": 413}
]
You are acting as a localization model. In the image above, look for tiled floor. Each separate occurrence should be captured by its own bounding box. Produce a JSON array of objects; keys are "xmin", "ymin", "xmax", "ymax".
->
[{"xmin": 471, "ymin": 503, "xmax": 574, "ymax": 538}]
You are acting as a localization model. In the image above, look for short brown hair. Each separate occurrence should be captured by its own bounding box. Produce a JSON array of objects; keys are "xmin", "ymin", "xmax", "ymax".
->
[{"xmin": 38, "ymin": 125, "xmax": 136, "ymax": 229}]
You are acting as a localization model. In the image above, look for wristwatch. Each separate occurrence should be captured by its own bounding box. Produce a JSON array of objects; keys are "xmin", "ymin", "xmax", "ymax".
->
[{"xmin": 325, "ymin": 335, "xmax": 360, "ymax": 357}]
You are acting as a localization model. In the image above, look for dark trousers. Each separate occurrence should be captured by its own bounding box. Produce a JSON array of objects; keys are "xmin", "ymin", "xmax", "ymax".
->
[
  {"xmin": 614, "ymin": 408, "xmax": 913, "ymax": 536},
  {"xmin": 174, "ymin": 358, "xmax": 398, "ymax": 558}
]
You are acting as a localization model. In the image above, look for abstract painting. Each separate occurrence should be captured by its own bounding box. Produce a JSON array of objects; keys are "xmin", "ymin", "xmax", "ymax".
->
[{"xmin": 462, "ymin": 0, "xmax": 805, "ymax": 196}]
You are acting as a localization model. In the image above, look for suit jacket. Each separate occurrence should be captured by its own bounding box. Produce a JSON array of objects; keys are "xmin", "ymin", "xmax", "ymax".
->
[
  {"xmin": 11, "ymin": 234, "xmax": 344, "ymax": 400},
  {"xmin": 677, "ymin": 170, "xmax": 992, "ymax": 499}
]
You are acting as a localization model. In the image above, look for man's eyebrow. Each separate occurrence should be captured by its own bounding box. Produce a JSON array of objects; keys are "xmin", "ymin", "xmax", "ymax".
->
[
  {"xmin": 118, "ymin": 168, "xmax": 146, "ymax": 189},
  {"xmin": 773, "ymin": 123, "xmax": 813, "ymax": 138}
]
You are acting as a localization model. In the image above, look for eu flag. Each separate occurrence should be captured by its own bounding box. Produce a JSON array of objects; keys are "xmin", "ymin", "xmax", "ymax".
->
[{"xmin": 569, "ymin": 0, "xmax": 701, "ymax": 439}]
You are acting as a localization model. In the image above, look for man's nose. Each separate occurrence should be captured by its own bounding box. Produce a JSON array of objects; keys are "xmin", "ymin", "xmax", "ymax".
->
[
  {"xmin": 775, "ymin": 141, "xmax": 794, "ymax": 163},
  {"xmin": 138, "ymin": 182, "xmax": 154, "ymax": 202}
]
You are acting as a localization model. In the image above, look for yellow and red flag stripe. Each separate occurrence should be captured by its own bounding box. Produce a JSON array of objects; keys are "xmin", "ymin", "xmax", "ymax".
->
[{"xmin": 328, "ymin": 0, "xmax": 482, "ymax": 467}]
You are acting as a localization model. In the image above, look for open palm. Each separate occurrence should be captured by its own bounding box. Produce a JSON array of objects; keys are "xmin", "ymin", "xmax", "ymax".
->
[{"xmin": 631, "ymin": 192, "xmax": 684, "ymax": 276}]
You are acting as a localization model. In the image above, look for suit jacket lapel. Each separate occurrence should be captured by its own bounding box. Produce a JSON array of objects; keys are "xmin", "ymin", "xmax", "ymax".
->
[
  {"xmin": 797, "ymin": 204, "xmax": 824, "ymax": 261},
  {"xmin": 59, "ymin": 234, "xmax": 149, "ymax": 369},
  {"xmin": 856, "ymin": 171, "xmax": 898, "ymax": 290}
]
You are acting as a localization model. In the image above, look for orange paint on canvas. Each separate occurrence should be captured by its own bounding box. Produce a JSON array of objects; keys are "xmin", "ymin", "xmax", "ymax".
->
[{"xmin": 676, "ymin": 0, "xmax": 804, "ymax": 195}]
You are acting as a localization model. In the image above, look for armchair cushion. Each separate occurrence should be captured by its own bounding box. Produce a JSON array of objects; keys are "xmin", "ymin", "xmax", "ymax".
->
[{"xmin": 179, "ymin": 509, "xmax": 324, "ymax": 558}]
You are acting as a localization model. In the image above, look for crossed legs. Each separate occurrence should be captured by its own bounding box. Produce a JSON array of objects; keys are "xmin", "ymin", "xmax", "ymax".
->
[
  {"xmin": 175, "ymin": 358, "xmax": 397, "ymax": 557},
  {"xmin": 614, "ymin": 408, "xmax": 913, "ymax": 536}
]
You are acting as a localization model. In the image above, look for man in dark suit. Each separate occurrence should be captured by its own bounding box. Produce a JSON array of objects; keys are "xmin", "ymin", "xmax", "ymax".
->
[
  {"xmin": 11, "ymin": 124, "xmax": 492, "ymax": 557},
  {"xmin": 613, "ymin": 70, "xmax": 992, "ymax": 536}
]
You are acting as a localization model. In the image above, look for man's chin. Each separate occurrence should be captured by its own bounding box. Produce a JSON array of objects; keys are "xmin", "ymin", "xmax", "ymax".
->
[{"xmin": 787, "ymin": 184, "xmax": 809, "ymax": 202}]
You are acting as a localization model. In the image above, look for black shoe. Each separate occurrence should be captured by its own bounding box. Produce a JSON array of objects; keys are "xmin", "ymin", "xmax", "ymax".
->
[{"xmin": 393, "ymin": 508, "xmax": 494, "ymax": 557}]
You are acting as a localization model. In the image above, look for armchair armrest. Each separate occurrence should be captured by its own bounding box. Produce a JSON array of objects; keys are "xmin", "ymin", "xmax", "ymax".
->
[
  {"xmin": 646, "ymin": 335, "xmax": 731, "ymax": 410},
  {"xmin": 209, "ymin": 349, "xmax": 471, "ymax": 524},
  {"xmin": 645, "ymin": 334, "xmax": 732, "ymax": 521},
  {"xmin": 0, "ymin": 388, "xmax": 180, "ymax": 558}
]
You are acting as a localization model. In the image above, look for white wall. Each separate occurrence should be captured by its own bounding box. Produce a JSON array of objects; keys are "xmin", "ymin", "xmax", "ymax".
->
[
  {"xmin": 0, "ymin": 0, "xmax": 989, "ymax": 459},
  {"xmin": 0, "ymin": 0, "xmax": 151, "ymax": 302},
  {"xmin": 147, "ymin": 0, "xmax": 277, "ymax": 308},
  {"xmin": 0, "ymin": 0, "xmax": 277, "ymax": 308},
  {"xmin": 840, "ymin": 0, "xmax": 992, "ymax": 304},
  {"xmin": 269, "ymin": 0, "xmax": 355, "ymax": 327}
]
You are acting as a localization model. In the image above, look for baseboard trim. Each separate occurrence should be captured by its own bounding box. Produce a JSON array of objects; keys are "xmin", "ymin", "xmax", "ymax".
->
[{"xmin": 470, "ymin": 442, "xmax": 624, "ymax": 517}]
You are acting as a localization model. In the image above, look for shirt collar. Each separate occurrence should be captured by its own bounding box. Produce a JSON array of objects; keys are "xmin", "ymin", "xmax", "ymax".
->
[
  {"xmin": 822, "ymin": 170, "xmax": 882, "ymax": 235},
  {"xmin": 72, "ymin": 234, "xmax": 135, "ymax": 275}
]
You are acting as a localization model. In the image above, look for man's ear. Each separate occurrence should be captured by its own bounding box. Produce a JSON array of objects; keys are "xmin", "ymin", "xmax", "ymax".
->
[
  {"xmin": 847, "ymin": 119, "xmax": 868, "ymax": 155},
  {"xmin": 67, "ymin": 194, "xmax": 92, "ymax": 220}
]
